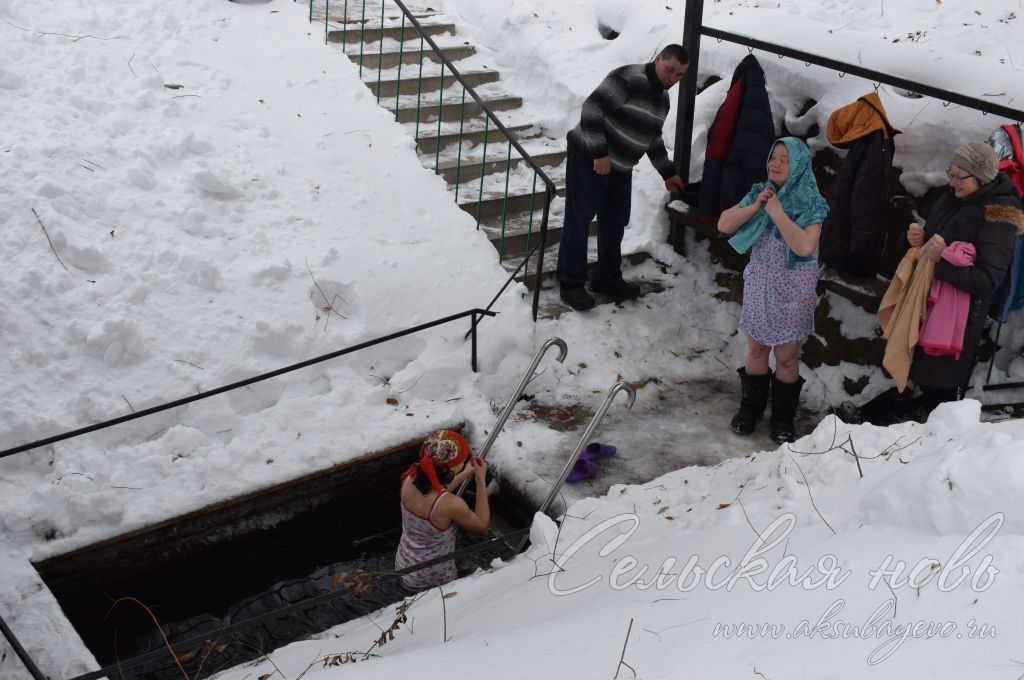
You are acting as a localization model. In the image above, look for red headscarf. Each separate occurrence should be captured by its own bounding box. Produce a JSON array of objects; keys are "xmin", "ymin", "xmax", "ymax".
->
[{"xmin": 401, "ymin": 430, "xmax": 470, "ymax": 494}]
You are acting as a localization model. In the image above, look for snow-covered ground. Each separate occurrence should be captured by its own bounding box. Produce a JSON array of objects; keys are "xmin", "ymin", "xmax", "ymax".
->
[{"xmin": 1, "ymin": 0, "xmax": 1022, "ymax": 678}]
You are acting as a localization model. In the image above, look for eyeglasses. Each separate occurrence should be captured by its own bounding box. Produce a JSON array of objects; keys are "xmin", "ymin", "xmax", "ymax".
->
[{"xmin": 946, "ymin": 169, "xmax": 973, "ymax": 183}]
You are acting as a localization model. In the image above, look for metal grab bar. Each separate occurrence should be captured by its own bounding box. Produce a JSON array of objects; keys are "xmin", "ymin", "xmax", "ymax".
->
[
  {"xmin": 457, "ymin": 337, "xmax": 567, "ymax": 497},
  {"xmin": 0, "ymin": 612, "xmax": 47, "ymax": 680},
  {"xmin": 537, "ymin": 380, "xmax": 637, "ymax": 519}
]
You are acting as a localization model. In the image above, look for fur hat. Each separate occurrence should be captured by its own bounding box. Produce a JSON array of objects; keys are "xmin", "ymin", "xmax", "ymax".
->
[{"xmin": 951, "ymin": 141, "xmax": 998, "ymax": 184}]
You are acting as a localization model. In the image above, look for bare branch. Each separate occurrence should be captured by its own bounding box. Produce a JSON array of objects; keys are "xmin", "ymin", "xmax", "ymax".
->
[
  {"xmin": 613, "ymin": 618, "xmax": 637, "ymax": 680},
  {"xmin": 787, "ymin": 453, "xmax": 836, "ymax": 535},
  {"xmin": 32, "ymin": 208, "xmax": 69, "ymax": 271}
]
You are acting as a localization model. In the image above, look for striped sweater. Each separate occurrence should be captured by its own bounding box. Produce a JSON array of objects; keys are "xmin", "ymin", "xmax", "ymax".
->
[{"xmin": 567, "ymin": 62, "xmax": 675, "ymax": 178}]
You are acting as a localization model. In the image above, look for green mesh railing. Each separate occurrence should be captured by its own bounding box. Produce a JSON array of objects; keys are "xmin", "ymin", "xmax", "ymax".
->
[{"xmin": 312, "ymin": 0, "xmax": 555, "ymax": 320}]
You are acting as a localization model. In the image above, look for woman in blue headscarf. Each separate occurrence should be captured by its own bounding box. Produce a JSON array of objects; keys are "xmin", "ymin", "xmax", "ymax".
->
[{"xmin": 718, "ymin": 137, "xmax": 829, "ymax": 443}]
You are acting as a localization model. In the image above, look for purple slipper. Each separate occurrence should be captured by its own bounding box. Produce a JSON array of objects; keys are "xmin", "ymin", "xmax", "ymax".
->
[
  {"xmin": 566, "ymin": 458, "xmax": 598, "ymax": 484},
  {"xmin": 581, "ymin": 442, "xmax": 617, "ymax": 462}
]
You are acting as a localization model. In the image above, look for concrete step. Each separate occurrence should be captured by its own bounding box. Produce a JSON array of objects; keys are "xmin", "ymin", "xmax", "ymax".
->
[
  {"xmin": 415, "ymin": 122, "xmax": 539, "ymax": 155},
  {"xmin": 459, "ymin": 185, "xmax": 565, "ymax": 222},
  {"xmin": 366, "ymin": 69, "xmax": 499, "ymax": 99},
  {"xmin": 434, "ymin": 149, "xmax": 565, "ymax": 184},
  {"xmin": 479, "ymin": 211, "xmax": 596, "ymax": 261},
  {"xmin": 503, "ymin": 236, "xmax": 655, "ymax": 293},
  {"xmin": 344, "ymin": 43, "xmax": 475, "ymax": 71},
  {"xmin": 389, "ymin": 94, "xmax": 522, "ymax": 124},
  {"xmin": 328, "ymin": 22, "xmax": 453, "ymax": 45}
]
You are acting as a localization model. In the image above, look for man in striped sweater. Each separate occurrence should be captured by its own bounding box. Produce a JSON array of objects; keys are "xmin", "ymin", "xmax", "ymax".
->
[{"xmin": 557, "ymin": 44, "xmax": 688, "ymax": 311}]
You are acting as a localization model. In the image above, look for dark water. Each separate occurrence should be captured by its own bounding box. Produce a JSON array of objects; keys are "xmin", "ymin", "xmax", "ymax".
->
[{"xmin": 64, "ymin": 497, "xmax": 520, "ymax": 679}]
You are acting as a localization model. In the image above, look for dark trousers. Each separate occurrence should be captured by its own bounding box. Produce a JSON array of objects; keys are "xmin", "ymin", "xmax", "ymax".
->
[{"xmin": 556, "ymin": 144, "xmax": 632, "ymax": 286}]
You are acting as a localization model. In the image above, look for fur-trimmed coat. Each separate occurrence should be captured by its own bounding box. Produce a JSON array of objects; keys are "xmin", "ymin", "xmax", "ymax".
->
[{"xmin": 910, "ymin": 173, "xmax": 1024, "ymax": 389}]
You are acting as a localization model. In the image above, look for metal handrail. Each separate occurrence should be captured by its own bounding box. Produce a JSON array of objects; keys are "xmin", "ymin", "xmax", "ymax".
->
[
  {"xmin": 537, "ymin": 380, "xmax": 637, "ymax": 518},
  {"xmin": 456, "ymin": 337, "xmax": 568, "ymax": 497},
  {"xmin": 314, "ymin": 0, "xmax": 557, "ymax": 320},
  {"xmin": 386, "ymin": 0, "xmax": 558, "ymax": 321},
  {"xmin": 673, "ymin": 0, "xmax": 1024, "ymax": 196},
  {"xmin": 0, "ymin": 308, "xmax": 495, "ymax": 459},
  {"xmin": 0, "ymin": 612, "xmax": 47, "ymax": 680}
]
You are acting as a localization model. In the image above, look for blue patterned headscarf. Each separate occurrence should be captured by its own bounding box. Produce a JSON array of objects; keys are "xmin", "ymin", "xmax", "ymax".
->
[{"xmin": 727, "ymin": 136, "xmax": 829, "ymax": 268}]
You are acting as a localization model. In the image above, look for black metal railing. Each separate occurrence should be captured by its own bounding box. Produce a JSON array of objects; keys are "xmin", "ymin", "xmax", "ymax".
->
[
  {"xmin": 310, "ymin": 0, "xmax": 556, "ymax": 319},
  {"xmin": 0, "ymin": 613, "xmax": 47, "ymax": 680},
  {"xmin": 0, "ymin": 308, "xmax": 494, "ymax": 460},
  {"xmin": 673, "ymin": 0, "xmax": 1024, "ymax": 196}
]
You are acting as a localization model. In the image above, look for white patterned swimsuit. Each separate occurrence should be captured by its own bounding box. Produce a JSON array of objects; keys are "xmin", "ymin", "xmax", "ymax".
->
[{"xmin": 394, "ymin": 485, "xmax": 458, "ymax": 590}]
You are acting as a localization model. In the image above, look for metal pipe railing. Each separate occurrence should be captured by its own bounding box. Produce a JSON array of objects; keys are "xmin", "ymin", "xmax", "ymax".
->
[
  {"xmin": 456, "ymin": 337, "xmax": 568, "ymax": 497},
  {"xmin": 0, "ymin": 612, "xmax": 48, "ymax": 680},
  {"xmin": 537, "ymin": 380, "xmax": 637, "ymax": 518},
  {"xmin": 1, "ymin": 308, "xmax": 495, "ymax": 459}
]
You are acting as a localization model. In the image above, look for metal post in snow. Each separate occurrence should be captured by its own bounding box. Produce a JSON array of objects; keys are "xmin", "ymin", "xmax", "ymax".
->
[{"xmin": 673, "ymin": 0, "xmax": 704, "ymax": 187}]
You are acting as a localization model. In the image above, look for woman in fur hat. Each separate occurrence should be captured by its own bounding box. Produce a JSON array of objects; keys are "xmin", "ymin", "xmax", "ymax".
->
[
  {"xmin": 848, "ymin": 141, "xmax": 1024, "ymax": 424},
  {"xmin": 394, "ymin": 430, "xmax": 489, "ymax": 591}
]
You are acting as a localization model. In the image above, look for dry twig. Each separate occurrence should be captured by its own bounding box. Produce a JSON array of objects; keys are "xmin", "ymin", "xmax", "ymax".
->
[
  {"xmin": 613, "ymin": 618, "xmax": 636, "ymax": 679},
  {"xmin": 32, "ymin": 208, "xmax": 69, "ymax": 271}
]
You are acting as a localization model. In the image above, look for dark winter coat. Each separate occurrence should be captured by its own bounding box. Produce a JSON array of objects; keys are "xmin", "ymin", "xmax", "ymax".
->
[
  {"xmin": 819, "ymin": 93, "xmax": 899, "ymax": 277},
  {"xmin": 909, "ymin": 173, "xmax": 1024, "ymax": 390},
  {"xmin": 698, "ymin": 54, "xmax": 775, "ymax": 223}
]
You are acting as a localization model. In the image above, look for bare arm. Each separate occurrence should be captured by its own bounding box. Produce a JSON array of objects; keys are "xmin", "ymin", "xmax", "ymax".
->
[
  {"xmin": 718, "ymin": 186, "xmax": 773, "ymax": 235},
  {"xmin": 765, "ymin": 196, "xmax": 820, "ymax": 257},
  {"xmin": 440, "ymin": 458, "xmax": 490, "ymax": 536}
]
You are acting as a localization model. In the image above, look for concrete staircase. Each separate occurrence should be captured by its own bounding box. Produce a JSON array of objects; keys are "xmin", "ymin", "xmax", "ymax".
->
[{"xmin": 307, "ymin": 0, "xmax": 580, "ymax": 285}]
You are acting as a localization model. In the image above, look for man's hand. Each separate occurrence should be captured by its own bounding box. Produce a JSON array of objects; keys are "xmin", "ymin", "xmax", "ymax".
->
[
  {"xmin": 593, "ymin": 156, "xmax": 612, "ymax": 175},
  {"xmin": 664, "ymin": 175, "xmax": 684, "ymax": 193}
]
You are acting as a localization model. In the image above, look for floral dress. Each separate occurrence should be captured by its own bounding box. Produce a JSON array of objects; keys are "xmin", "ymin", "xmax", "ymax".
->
[
  {"xmin": 394, "ymin": 489, "xmax": 458, "ymax": 591},
  {"xmin": 740, "ymin": 223, "xmax": 819, "ymax": 346}
]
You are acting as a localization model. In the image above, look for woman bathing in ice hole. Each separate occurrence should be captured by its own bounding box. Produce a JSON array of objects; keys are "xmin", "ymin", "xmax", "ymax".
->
[
  {"xmin": 394, "ymin": 430, "xmax": 490, "ymax": 591},
  {"xmin": 717, "ymin": 137, "xmax": 829, "ymax": 444}
]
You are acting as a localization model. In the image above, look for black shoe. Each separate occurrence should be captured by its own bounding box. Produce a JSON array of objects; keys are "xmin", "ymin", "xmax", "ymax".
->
[
  {"xmin": 770, "ymin": 375, "xmax": 806, "ymax": 444},
  {"xmin": 589, "ymin": 276, "xmax": 641, "ymax": 300},
  {"xmin": 560, "ymin": 284, "xmax": 596, "ymax": 310},
  {"xmin": 730, "ymin": 368, "xmax": 771, "ymax": 436}
]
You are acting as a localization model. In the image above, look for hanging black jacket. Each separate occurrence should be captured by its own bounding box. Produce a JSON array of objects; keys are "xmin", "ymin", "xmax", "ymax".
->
[
  {"xmin": 697, "ymin": 54, "xmax": 775, "ymax": 223},
  {"xmin": 910, "ymin": 173, "xmax": 1024, "ymax": 390},
  {"xmin": 819, "ymin": 93, "xmax": 899, "ymax": 276}
]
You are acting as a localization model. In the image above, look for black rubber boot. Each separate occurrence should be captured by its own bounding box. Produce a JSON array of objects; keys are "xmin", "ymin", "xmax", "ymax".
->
[
  {"xmin": 730, "ymin": 368, "xmax": 771, "ymax": 436},
  {"xmin": 770, "ymin": 375, "xmax": 806, "ymax": 444}
]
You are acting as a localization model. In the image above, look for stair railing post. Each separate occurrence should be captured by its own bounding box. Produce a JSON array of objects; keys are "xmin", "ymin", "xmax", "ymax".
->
[
  {"xmin": 530, "ymin": 185, "xmax": 552, "ymax": 320},
  {"xmin": 393, "ymin": 14, "xmax": 405, "ymax": 111},
  {"xmin": 358, "ymin": 0, "xmax": 367, "ymax": 78},
  {"xmin": 374, "ymin": 0, "xmax": 386, "ymax": 102},
  {"xmin": 324, "ymin": 0, "xmax": 330, "ymax": 43},
  {"xmin": 434, "ymin": 65, "xmax": 445, "ymax": 171},
  {"xmin": 454, "ymin": 87, "xmax": 467, "ymax": 201},
  {"xmin": 342, "ymin": 0, "xmax": 348, "ymax": 50},
  {"xmin": 474, "ymin": 119, "xmax": 489, "ymax": 229},
  {"xmin": 523, "ymin": 172, "xmax": 538, "ymax": 279},
  {"xmin": 308, "ymin": 0, "xmax": 313, "ymax": 23},
  {"xmin": 673, "ymin": 0, "xmax": 704, "ymax": 187},
  {"xmin": 499, "ymin": 140, "xmax": 513, "ymax": 261},
  {"xmin": 470, "ymin": 311, "xmax": 479, "ymax": 373},
  {"xmin": 414, "ymin": 35, "xmax": 424, "ymax": 138}
]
